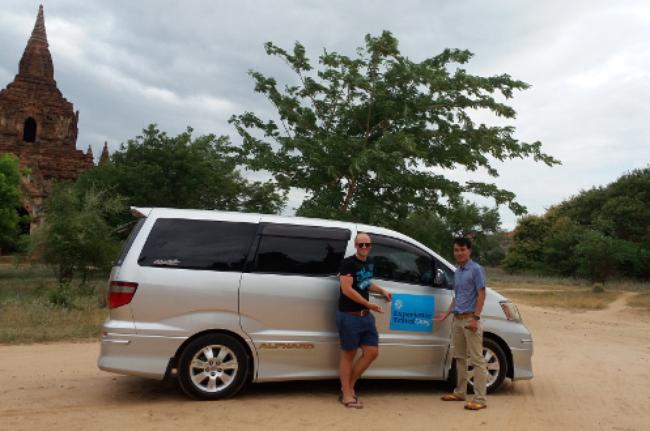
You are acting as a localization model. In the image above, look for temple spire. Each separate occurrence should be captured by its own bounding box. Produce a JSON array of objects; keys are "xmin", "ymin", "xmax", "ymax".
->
[
  {"xmin": 31, "ymin": 5, "xmax": 47, "ymax": 43},
  {"xmin": 18, "ymin": 5, "xmax": 54, "ymax": 81},
  {"xmin": 99, "ymin": 142, "xmax": 110, "ymax": 165}
]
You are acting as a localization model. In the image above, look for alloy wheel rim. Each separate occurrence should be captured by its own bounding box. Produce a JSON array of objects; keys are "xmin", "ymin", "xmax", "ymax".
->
[
  {"xmin": 189, "ymin": 344, "xmax": 238, "ymax": 393},
  {"xmin": 468, "ymin": 346, "xmax": 500, "ymax": 388}
]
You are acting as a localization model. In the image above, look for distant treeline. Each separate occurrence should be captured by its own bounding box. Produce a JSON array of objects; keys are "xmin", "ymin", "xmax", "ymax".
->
[{"xmin": 503, "ymin": 167, "xmax": 650, "ymax": 282}]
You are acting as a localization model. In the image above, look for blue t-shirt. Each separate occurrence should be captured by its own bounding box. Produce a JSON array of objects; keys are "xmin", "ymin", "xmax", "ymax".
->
[{"xmin": 453, "ymin": 259, "xmax": 486, "ymax": 313}]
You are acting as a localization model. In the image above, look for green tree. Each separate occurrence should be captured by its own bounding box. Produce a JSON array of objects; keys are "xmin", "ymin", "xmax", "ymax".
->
[
  {"xmin": 478, "ymin": 232, "xmax": 507, "ymax": 267},
  {"xmin": 0, "ymin": 154, "xmax": 23, "ymax": 250},
  {"xmin": 34, "ymin": 182, "xmax": 125, "ymax": 285},
  {"xmin": 77, "ymin": 125, "xmax": 286, "ymax": 224},
  {"xmin": 574, "ymin": 230, "xmax": 639, "ymax": 283},
  {"xmin": 504, "ymin": 167, "xmax": 650, "ymax": 280},
  {"xmin": 231, "ymin": 31, "xmax": 559, "ymax": 228},
  {"xmin": 540, "ymin": 216, "xmax": 584, "ymax": 276},
  {"xmin": 502, "ymin": 215, "xmax": 550, "ymax": 272},
  {"xmin": 400, "ymin": 200, "xmax": 503, "ymax": 264}
]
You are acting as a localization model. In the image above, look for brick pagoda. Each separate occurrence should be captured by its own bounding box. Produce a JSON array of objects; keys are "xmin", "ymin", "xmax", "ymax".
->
[{"xmin": 0, "ymin": 5, "xmax": 94, "ymax": 230}]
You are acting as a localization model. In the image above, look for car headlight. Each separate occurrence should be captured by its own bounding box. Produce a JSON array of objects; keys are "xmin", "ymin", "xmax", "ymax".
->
[{"xmin": 500, "ymin": 301, "xmax": 522, "ymax": 321}]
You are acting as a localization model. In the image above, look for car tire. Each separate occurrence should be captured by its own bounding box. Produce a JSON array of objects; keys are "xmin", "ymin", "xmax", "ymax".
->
[{"xmin": 177, "ymin": 333, "xmax": 250, "ymax": 400}]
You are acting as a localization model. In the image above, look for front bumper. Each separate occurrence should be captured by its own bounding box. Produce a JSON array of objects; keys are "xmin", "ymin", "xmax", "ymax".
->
[{"xmin": 510, "ymin": 338, "xmax": 534, "ymax": 381}]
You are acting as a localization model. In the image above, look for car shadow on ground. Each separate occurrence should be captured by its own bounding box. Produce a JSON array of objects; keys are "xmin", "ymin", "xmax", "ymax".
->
[
  {"xmin": 98, "ymin": 376, "xmax": 525, "ymax": 403},
  {"xmin": 242, "ymin": 379, "xmax": 449, "ymax": 399}
]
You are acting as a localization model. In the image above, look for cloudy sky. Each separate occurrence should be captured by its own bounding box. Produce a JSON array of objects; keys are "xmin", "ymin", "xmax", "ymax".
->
[{"xmin": 2, "ymin": 0, "xmax": 649, "ymax": 228}]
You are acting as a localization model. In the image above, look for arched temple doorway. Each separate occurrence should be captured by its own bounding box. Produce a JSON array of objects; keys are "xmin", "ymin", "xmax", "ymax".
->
[
  {"xmin": 17, "ymin": 207, "xmax": 31, "ymax": 235},
  {"xmin": 23, "ymin": 117, "xmax": 37, "ymax": 142}
]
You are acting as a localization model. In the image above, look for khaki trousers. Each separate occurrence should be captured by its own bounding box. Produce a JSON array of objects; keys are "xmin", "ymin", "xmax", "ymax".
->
[{"xmin": 451, "ymin": 315, "xmax": 487, "ymax": 404}]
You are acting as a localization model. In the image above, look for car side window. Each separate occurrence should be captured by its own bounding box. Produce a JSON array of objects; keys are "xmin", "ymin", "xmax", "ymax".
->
[
  {"xmin": 444, "ymin": 266, "xmax": 455, "ymax": 288},
  {"xmin": 370, "ymin": 235, "xmax": 440, "ymax": 287},
  {"xmin": 138, "ymin": 218, "xmax": 257, "ymax": 271},
  {"xmin": 115, "ymin": 218, "xmax": 146, "ymax": 266},
  {"xmin": 253, "ymin": 224, "xmax": 350, "ymax": 276}
]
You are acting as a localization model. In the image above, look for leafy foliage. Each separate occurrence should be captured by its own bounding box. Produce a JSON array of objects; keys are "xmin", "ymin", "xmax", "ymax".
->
[
  {"xmin": 231, "ymin": 31, "xmax": 558, "ymax": 229},
  {"xmin": 400, "ymin": 200, "xmax": 505, "ymax": 264},
  {"xmin": 503, "ymin": 167, "xmax": 650, "ymax": 281},
  {"xmin": 0, "ymin": 154, "xmax": 24, "ymax": 250},
  {"xmin": 33, "ymin": 182, "xmax": 125, "ymax": 285},
  {"xmin": 574, "ymin": 230, "xmax": 640, "ymax": 283},
  {"xmin": 47, "ymin": 282, "xmax": 76, "ymax": 308},
  {"xmin": 77, "ymin": 125, "xmax": 286, "ymax": 226}
]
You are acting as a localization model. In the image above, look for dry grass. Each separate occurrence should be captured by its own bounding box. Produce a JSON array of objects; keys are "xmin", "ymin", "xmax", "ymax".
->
[
  {"xmin": 0, "ymin": 297, "xmax": 107, "ymax": 343},
  {"xmin": 486, "ymin": 267, "xmax": 650, "ymax": 292},
  {"xmin": 484, "ymin": 267, "xmax": 649, "ymax": 310},
  {"xmin": 502, "ymin": 290, "xmax": 621, "ymax": 310},
  {"xmin": 487, "ymin": 267, "xmax": 586, "ymax": 291},
  {"xmin": 0, "ymin": 263, "xmax": 108, "ymax": 344},
  {"xmin": 627, "ymin": 293, "xmax": 650, "ymax": 311}
]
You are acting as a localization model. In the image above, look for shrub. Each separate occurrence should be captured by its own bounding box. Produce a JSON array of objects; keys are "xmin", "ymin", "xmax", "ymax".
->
[
  {"xmin": 47, "ymin": 283, "xmax": 75, "ymax": 308},
  {"xmin": 33, "ymin": 183, "xmax": 124, "ymax": 286}
]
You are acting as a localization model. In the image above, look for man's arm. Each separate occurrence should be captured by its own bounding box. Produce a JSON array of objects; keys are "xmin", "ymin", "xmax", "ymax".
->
[
  {"xmin": 473, "ymin": 266, "xmax": 487, "ymax": 316},
  {"xmin": 369, "ymin": 282, "xmax": 392, "ymax": 301},
  {"xmin": 434, "ymin": 298, "xmax": 455, "ymax": 321},
  {"xmin": 340, "ymin": 276, "xmax": 383, "ymax": 312},
  {"xmin": 474, "ymin": 288, "xmax": 486, "ymax": 316},
  {"xmin": 467, "ymin": 266, "xmax": 487, "ymax": 332}
]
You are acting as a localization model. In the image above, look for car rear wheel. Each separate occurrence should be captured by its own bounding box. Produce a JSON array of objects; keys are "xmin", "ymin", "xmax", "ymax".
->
[{"xmin": 177, "ymin": 333, "xmax": 249, "ymax": 400}]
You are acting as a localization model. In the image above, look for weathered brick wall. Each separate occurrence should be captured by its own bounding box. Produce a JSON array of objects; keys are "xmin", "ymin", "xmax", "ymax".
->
[
  {"xmin": 0, "ymin": 5, "xmax": 94, "ymax": 229},
  {"xmin": 0, "ymin": 77, "xmax": 93, "ymax": 181}
]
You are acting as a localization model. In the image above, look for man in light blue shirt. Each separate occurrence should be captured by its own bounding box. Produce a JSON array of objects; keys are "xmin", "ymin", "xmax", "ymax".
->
[{"xmin": 434, "ymin": 237, "xmax": 488, "ymax": 410}]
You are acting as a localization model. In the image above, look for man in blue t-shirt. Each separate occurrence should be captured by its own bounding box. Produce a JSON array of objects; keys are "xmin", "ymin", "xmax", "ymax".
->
[{"xmin": 435, "ymin": 237, "xmax": 488, "ymax": 410}]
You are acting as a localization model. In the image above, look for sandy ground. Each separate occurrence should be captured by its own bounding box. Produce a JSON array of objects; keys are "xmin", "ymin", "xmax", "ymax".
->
[{"xmin": 1, "ymin": 295, "xmax": 649, "ymax": 431}]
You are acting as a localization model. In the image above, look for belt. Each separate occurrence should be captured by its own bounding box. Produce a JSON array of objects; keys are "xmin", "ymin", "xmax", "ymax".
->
[
  {"xmin": 454, "ymin": 312, "xmax": 475, "ymax": 319},
  {"xmin": 345, "ymin": 310, "xmax": 369, "ymax": 316}
]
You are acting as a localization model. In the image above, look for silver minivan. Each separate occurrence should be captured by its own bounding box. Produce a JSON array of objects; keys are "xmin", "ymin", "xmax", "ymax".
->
[{"xmin": 98, "ymin": 207, "xmax": 533, "ymax": 400}]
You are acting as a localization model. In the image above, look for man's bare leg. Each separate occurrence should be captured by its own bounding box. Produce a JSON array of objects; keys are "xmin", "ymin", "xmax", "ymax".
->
[
  {"xmin": 339, "ymin": 349, "xmax": 358, "ymax": 403},
  {"xmin": 349, "ymin": 345, "xmax": 379, "ymax": 392}
]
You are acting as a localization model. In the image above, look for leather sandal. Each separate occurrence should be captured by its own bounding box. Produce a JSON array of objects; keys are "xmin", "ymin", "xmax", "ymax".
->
[
  {"xmin": 441, "ymin": 394, "xmax": 465, "ymax": 401},
  {"xmin": 464, "ymin": 401, "xmax": 487, "ymax": 410}
]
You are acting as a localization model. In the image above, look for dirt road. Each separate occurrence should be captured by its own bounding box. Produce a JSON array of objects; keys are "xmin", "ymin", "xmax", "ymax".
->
[{"xmin": 1, "ymin": 297, "xmax": 649, "ymax": 431}]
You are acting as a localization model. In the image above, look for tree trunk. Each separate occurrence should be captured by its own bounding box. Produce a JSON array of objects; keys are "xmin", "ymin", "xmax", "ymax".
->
[{"xmin": 340, "ymin": 178, "xmax": 357, "ymax": 213}]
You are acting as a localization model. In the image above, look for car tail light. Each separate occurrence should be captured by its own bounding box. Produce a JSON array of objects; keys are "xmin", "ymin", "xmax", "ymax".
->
[{"xmin": 108, "ymin": 281, "xmax": 138, "ymax": 309}]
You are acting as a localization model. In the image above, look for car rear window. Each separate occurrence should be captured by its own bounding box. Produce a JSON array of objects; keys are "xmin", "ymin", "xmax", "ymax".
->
[{"xmin": 138, "ymin": 218, "xmax": 257, "ymax": 271}]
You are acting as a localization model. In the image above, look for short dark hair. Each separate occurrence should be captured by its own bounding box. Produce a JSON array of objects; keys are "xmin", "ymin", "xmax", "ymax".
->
[{"xmin": 453, "ymin": 237, "xmax": 472, "ymax": 249}]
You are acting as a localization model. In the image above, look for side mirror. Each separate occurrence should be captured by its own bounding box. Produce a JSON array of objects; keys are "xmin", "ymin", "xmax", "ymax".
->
[{"xmin": 433, "ymin": 268, "xmax": 447, "ymax": 288}]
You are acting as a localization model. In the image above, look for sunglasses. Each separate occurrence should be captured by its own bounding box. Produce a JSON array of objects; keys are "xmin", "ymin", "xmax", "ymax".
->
[{"xmin": 356, "ymin": 242, "xmax": 372, "ymax": 248}]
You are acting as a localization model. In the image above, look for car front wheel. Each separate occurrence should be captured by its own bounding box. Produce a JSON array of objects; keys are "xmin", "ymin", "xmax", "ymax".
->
[{"xmin": 469, "ymin": 337, "xmax": 508, "ymax": 393}]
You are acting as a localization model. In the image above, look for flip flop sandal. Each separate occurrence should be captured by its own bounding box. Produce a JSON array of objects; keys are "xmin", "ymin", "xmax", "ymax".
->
[
  {"xmin": 338, "ymin": 394, "xmax": 361, "ymax": 404},
  {"xmin": 464, "ymin": 401, "xmax": 487, "ymax": 410},
  {"xmin": 441, "ymin": 394, "xmax": 465, "ymax": 401},
  {"xmin": 340, "ymin": 398, "xmax": 363, "ymax": 409}
]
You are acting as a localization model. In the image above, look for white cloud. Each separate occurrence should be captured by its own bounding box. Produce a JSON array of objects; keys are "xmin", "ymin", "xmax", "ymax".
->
[{"xmin": 2, "ymin": 0, "xmax": 649, "ymax": 231}]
